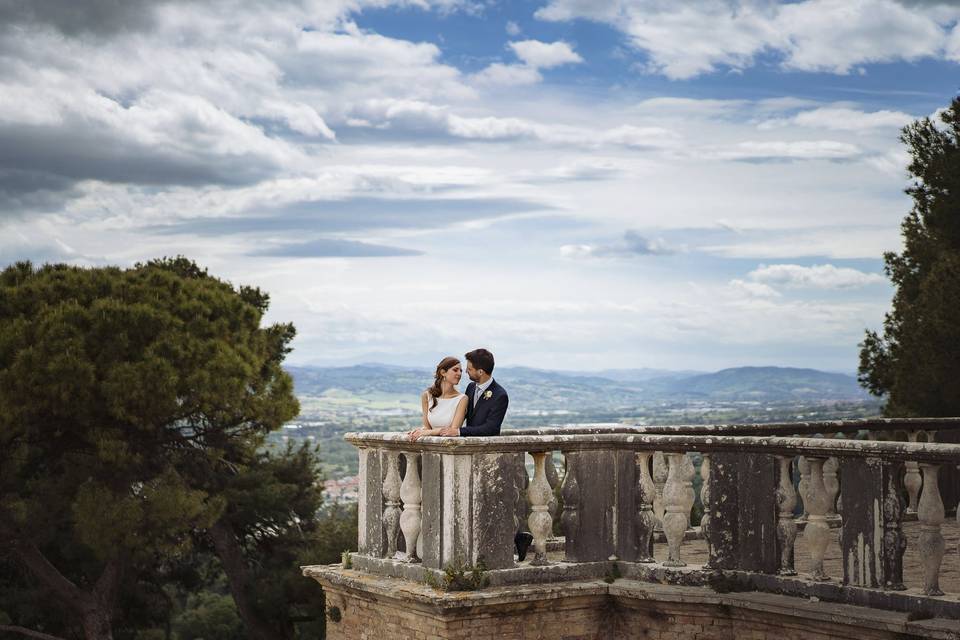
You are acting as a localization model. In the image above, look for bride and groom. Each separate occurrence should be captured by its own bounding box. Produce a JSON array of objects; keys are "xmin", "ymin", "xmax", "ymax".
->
[
  {"xmin": 406, "ymin": 349, "xmax": 532, "ymax": 560},
  {"xmin": 407, "ymin": 348, "xmax": 508, "ymax": 440}
]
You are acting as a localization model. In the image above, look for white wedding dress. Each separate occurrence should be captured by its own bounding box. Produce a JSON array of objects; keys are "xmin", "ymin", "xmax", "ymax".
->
[{"xmin": 427, "ymin": 393, "xmax": 466, "ymax": 428}]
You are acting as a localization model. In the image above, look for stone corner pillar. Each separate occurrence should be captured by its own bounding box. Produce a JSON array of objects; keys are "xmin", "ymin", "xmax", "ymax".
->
[
  {"xmin": 420, "ymin": 450, "xmax": 524, "ymax": 571},
  {"xmin": 358, "ymin": 447, "xmax": 385, "ymax": 557},
  {"xmin": 562, "ymin": 449, "xmax": 638, "ymax": 563},
  {"xmin": 839, "ymin": 457, "xmax": 906, "ymax": 589},
  {"xmin": 707, "ymin": 451, "xmax": 778, "ymax": 573}
]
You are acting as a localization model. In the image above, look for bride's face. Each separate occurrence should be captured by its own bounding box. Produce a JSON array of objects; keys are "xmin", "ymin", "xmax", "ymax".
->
[{"xmin": 443, "ymin": 363, "xmax": 462, "ymax": 386}]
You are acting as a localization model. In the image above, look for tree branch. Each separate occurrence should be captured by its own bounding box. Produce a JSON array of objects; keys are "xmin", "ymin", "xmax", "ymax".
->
[
  {"xmin": 92, "ymin": 556, "xmax": 124, "ymax": 611},
  {"xmin": 9, "ymin": 540, "xmax": 87, "ymax": 613},
  {"xmin": 209, "ymin": 519, "xmax": 283, "ymax": 640},
  {"xmin": 0, "ymin": 624, "xmax": 69, "ymax": 640}
]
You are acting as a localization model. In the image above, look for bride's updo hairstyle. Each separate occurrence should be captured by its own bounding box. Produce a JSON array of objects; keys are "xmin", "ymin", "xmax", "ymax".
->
[{"xmin": 427, "ymin": 356, "xmax": 460, "ymax": 409}]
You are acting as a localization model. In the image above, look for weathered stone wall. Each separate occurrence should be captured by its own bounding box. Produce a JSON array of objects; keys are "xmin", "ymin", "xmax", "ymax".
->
[
  {"xmin": 324, "ymin": 588, "xmax": 610, "ymax": 640},
  {"xmin": 309, "ymin": 567, "xmax": 958, "ymax": 640}
]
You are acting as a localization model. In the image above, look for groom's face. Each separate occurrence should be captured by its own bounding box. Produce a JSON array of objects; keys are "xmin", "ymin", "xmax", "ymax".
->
[{"xmin": 466, "ymin": 361, "xmax": 481, "ymax": 382}]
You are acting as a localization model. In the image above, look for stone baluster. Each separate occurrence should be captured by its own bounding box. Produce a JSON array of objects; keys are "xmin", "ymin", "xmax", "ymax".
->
[
  {"xmin": 545, "ymin": 452, "xmax": 560, "ymax": 523},
  {"xmin": 699, "ymin": 454, "xmax": 713, "ymax": 568},
  {"xmin": 560, "ymin": 453, "xmax": 581, "ymax": 561},
  {"xmin": 823, "ymin": 457, "xmax": 841, "ymax": 527},
  {"xmin": 883, "ymin": 461, "xmax": 907, "ymax": 590},
  {"xmin": 652, "ymin": 451, "xmax": 668, "ymax": 530},
  {"xmin": 775, "ymin": 455, "xmax": 798, "ymax": 576},
  {"xmin": 635, "ymin": 451, "xmax": 656, "ymax": 563},
  {"xmin": 398, "ymin": 452, "xmax": 422, "ymax": 563},
  {"xmin": 527, "ymin": 451, "xmax": 553, "ymax": 566},
  {"xmin": 904, "ymin": 431, "xmax": 922, "ymax": 514},
  {"xmin": 918, "ymin": 462, "xmax": 946, "ymax": 596},
  {"xmin": 382, "ymin": 451, "xmax": 402, "ymax": 559},
  {"xmin": 797, "ymin": 456, "xmax": 811, "ymax": 519},
  {"xmin": 804, "ymin": 457, "xmax": 830, "ymax": 580},
  {"xmin": 662, "ymin": 452, "xmax": 695, "ymax": 567}
]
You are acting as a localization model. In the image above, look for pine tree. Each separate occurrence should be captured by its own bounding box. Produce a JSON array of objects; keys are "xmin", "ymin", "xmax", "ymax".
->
[
  {"xmin": 859, "ymin": 98, "xmax": 960, "ymax": 416},
  {"xmin": 0, "ymin": 258, "xmax": 301, "ymax": 640}
]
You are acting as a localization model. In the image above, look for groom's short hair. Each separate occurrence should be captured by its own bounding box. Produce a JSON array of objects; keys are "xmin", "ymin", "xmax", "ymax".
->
[{"xmin": 465, "ymin": 348, "xmax": 495, "ymax": 374}]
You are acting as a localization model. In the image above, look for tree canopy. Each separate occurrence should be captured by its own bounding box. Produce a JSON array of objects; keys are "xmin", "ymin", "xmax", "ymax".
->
[
  {"xmin": 859, "ymin": 97, "xmax": 960, "ymax": 416},
  {"xmin": 0, "ymin": 257, "xmax": 327, "ymax": 640}
]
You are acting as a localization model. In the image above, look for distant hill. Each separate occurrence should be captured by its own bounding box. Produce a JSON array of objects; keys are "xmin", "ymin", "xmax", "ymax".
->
[
  {"xmin": 286, "ymin": 363, "xmax": 872, "ymax": 408},
  {"xmin": 566, "ymin": 368, "xmax": 707, "ymax": 383},
  {"xmin": 653, "ymin": 366, "xmax": 869, "ymax": 402},
  {"xmin": 286, "ymin": 364, "xmax": 427, "ymax": 396}
]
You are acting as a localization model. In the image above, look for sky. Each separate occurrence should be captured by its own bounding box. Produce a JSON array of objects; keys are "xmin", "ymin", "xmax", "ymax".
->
[{"xmin": 2, "ymin": 0, "xmax": 959, "ymax": 373}]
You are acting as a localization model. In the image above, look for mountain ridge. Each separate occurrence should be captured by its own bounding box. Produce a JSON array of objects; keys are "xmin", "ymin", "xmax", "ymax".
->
[{"xmin": 286, "ymin": 363, "xmax": 872, "ymax": 404}]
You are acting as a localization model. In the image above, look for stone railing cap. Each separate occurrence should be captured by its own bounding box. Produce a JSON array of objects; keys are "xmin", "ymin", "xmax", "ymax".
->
[
  {"xmin": 344, "ymin": 430, "xmax": 960, "ymax": 463},
  {"xmin": 503, "ymin": 417, "xmax": 960, "ymax": 437}
]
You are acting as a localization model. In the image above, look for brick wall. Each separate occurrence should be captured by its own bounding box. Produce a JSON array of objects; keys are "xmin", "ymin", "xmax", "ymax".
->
[{"xmin": 308, "ymin": 569, "xmax": 955, "ymax": 640}]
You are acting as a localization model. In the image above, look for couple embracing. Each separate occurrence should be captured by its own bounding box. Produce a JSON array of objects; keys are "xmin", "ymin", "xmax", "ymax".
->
[
  {"xmin": 407, "ymin": 348, "xmax": 508, "ymax": 440},
  {"xmin": 406, "ymin": 349, "xmax": 533, "ymax": 560}
]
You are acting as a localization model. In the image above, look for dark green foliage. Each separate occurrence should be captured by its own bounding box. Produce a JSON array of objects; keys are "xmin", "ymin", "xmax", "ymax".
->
[
  {"xmin": 859, "ymin": 98, "xmax": 960, "ymax": 416},
  {"xmin": 200, "ymin": 442, "xmax": 332, "ymax": 640},
  {"xmin": 174, "ymin": 592, "xmax": 245, "ymax": 640},
  {"xmin": 308, "ymin": 504, "xmax": 359, "ymax": 567},
  {"xmin": 0, "ymin": 257, "xmax": 311, "ymax": 640}
]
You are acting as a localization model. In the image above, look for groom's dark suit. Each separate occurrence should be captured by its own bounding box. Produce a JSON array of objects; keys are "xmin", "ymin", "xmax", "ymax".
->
[{"xmin": 460, "ymin": 379, "xmax": 508, "ymax": 437}]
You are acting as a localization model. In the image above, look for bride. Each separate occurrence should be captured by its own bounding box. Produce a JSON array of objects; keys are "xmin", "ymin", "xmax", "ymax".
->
[{"xmin": 407, "ymin": 356, "xmax": 468, "ymax": 440}]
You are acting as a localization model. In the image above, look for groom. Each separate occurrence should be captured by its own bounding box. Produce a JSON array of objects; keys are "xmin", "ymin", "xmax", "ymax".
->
[{"xmin": 435, "ymin": 348, "xmax": 508, "ymax": 437}]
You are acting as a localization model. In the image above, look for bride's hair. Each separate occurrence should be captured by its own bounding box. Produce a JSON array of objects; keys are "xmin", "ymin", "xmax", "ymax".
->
[{"xmin": 427, "ymin": 356, "xmax": 460, "ymax": 410}]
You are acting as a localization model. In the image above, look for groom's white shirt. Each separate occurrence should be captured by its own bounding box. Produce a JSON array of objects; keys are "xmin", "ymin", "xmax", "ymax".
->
[{"xmin": 473, "ymin": 377, "xmax": 493, "ymax": 407}]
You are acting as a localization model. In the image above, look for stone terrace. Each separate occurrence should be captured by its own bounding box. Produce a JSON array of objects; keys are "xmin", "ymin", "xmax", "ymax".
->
[{"xmin": 304, "ymin": 418, "xmax": 960, "ymax": 640}]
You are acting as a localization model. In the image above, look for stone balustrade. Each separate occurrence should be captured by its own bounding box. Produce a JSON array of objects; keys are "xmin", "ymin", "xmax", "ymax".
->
[{"xmin": 337, "ymin": 419, "xmax": 960, "ymax": 622}]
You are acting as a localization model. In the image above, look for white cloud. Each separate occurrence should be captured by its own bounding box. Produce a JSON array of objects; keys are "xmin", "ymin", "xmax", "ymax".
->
[
  {"xmin": 561, "ymin": 230, "xmax": 674, "ymax": 259},
  {"xmin": 343, "ymin": 98, "xmax": 542, "ymax": 139},
  {"xmin": 759, "ymin": 107, "xmax": 914, "ymax": 132},
  {"xmin": 471, "ymin": 63, "xmax": 544, "ymax": 86},
  {"xmin": 0, "ymin": 223, "xmax": 102, "ymax": 265},
  {"xmin": 711, "ymin": 140, "xmax": 863, "ymax": 161},
  {"xmin": 294, "ymin": 25, "xmax": 472, "ymax": 100},
  {"xmin": 747, "ymin": 263, "xmax": 887, "ymax": 289},
  {"xmin": 700, "ymin": 227, "xmax": 901, "ymax": 260},
  {"xmin": 778, "ymin": 0, "xmax": 946, "ymax": 74},
  {"xmin": 473, "ymin": 39, "xmax": 582, "ymax": 86},
  {"xmin": 505, "ymin": 20, "xmax": 521, "ymax": 36},
  {"xmin": 342, "ymin": 98, "xmax": 682, "ymax": 149},
  {"xmin": 865, "ymin": 147, "xmax": 912, "ymax": 176},
  {"xmin": 599, "ymin": 125, "xmax": 679, "ymax": 148},
  {"xmin": 535, "ymin": 0, "xmax": 960, "ymax": 79},
  {"xmin": 728, "ymin": 279, "xmax": 782, "ymax": 298},
  {"xmin": 948, "ymin": 21, "xmax": 960, "ymax": 61},
  {"xmin": 508, "ymin": 39, "xmax": 583, "ymax": 68}
]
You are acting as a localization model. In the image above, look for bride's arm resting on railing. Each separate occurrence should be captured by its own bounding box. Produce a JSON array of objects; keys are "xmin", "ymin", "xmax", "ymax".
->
[
  {"xmin": 407, "ymin": 393, "xmax": 468, "ymax": 440},
  {"xmin": 407, "ymin": 392, "xmax": 437, "ymax": 440},
  {"xmin": 433, "ymin": 395, "xmax": 468, "ymax": 437}
]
